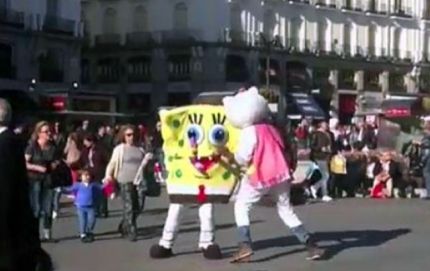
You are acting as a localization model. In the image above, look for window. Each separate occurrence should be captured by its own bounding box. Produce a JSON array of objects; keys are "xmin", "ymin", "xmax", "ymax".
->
[
  {"xmin": 318, "ymin": 19, "xmax": 328, "ymax": 52},
  {"xmin": 343, "ymin": 22, "xmax": 352, "ymax": 55},
  {"xmin": 230, "ymin": 3, "xmax": 242, "ymax": 31},
  {"xmin": 368, "ymin": 24, "xmax": 376, "ymax": 55},
  {"xmin": 96, "ymin": 58, "xmax": 120, "ymax": 83},
  {"xmin": 285, "ymin": 61, "xmax": 310, "ymax": 92},
  {"xmin": 0, "ymin": 43, "xmax": 13, "ymax": 79},
  {"xmin": 80, "ymin": 59, "xmax": 90, "ymax": 83},
  {"xmin": 289, "ymin": 17, "xmax": 302, "ymax": 49},
  {"xmin": 127, "ymin": 93, "xmax": 151, "ymax": 113},
  {"xmin": 364, "ymin": 71, "xmax": 380, "ymax": 91},
  {"xmin": 392, "ymin": 28, "xmax": 400, "ymax": 58},
  {"xmin": 127, "ymin": 56, "xmax": 151, "ymax": 82},
  {"xmin": 133, "ymin": 6, "xmax": 148, "ymax": 32},
  {"xmin": 168, "ymin": 92, "xmax": 191, "ymax": 106},
  {"xmin": 168, "ymin": 54, "xmax": 191, "ymax": 81},
  {"xmin": 225, "ymin": 55, "xmax": 249, "ymax": 82},
  {"xmin": 389, "ymin": 72, "xmax": 406, "ymax": 92},
  {"xmin": 263, "ymin": 9, "xmax": 276, "ymax": 37},
  {"xmin": 338, "ymin": 69, "xmax": 355, "ymax": 89},
  {"xmin": 103, "ymin": 8, "xmax": 118, "ymax": 34},
  {"xmin": 173, "ymin": 2, "xmax": 188, "ymax": 30},
  {"xmin": 39, "ymin": 49, "xmax": 64, "ymax": 82}
]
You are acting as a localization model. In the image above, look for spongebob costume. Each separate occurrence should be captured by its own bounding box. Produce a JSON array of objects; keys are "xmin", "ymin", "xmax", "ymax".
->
[{"xmin": 150, "ymin": 105, "xmax": 240, "ymax": 260}]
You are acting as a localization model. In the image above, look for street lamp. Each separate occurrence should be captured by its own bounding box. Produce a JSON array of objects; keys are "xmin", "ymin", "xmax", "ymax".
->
[
  {"xmin": 259, "ymin": 33, "xmax": 283, "ymax": 94},
  {"xmin": 72, "ymin": 81, "xmax": 79, "ymax": 90},
  {"xmin": 28, "ymin": 78, "xmax": 37, "ymax": 92}
]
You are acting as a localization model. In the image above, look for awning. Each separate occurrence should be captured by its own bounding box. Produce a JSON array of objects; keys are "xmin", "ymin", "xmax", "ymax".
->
[
  {"xmin": 381, "ymin": 96, "xmax": 420, "ymax": 118},
  {"xmin": 286, "ymin": 93, "xmax": 326, "ymax": 119}
]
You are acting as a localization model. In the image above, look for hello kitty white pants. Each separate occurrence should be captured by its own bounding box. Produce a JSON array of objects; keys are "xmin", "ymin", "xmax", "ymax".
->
[
  {"xmin": 234, "ymin": 180, "xmax": 303, "ymax": 229},
  {"xmin": 159, "ymin": 203, "xmax": 215, "ymax": 249}
]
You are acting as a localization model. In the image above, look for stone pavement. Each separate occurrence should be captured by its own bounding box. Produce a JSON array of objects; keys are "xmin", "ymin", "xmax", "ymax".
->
[{"xmin": 43, "ymin": 192, "xmax": 430, "ymax": 271}]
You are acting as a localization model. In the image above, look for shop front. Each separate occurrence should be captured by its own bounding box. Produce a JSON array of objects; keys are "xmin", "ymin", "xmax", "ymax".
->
[{"xmin": 38, "ymin": 89, "xmax": 123, "ymax": 124}]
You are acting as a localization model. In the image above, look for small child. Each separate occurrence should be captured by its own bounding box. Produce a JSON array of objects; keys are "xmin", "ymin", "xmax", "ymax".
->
[{"xmin": 63, "ymin": 169, "xmax": 105, "ymax": 243}]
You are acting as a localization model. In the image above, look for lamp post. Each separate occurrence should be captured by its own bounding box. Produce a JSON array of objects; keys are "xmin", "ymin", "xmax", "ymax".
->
[{"xmin": 259, "ymin": 33, "xmax": 283, "ymax": 95}]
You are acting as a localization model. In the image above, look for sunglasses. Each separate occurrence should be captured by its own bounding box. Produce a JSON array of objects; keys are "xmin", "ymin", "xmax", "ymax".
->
[
  {"xmin": 125, "ymin": 133, "xmax": 134, "ymax": 137},
  {"xmin": 39, "ymin": 130, "xmax": 51, "ymax": 134}
]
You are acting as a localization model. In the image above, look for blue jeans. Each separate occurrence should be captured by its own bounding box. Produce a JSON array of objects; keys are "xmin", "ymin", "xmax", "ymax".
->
[
  {"xmin": 53, "ymin": 187, "xmax": 62, "ymax": 212},
  {"xmin": 29, "ymin": 181, "xmax": 54, "ymax": 229},
  {"xmin": 77, "ymin": 206, "xmax": 96, "ymax": 235}
]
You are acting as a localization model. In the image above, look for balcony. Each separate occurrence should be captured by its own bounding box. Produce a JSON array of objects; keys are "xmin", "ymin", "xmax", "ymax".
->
[
  {"xmin": 43, "ymin": 15, "xmax": 75, "ymax": 35},
  {"xmin": 288, "ymin": 0, "xmax": 310, "ymax": 5},
  {"xmin": 155, "ymin": 29, "xmax": 202, "ymax": 45},
  {"xmin": 390, "ymin": 9, "xmax": 413, "ymax": 19},
  {"xmin": 223, "ymin": 29, "xmax": 260, "ymax": 47},
  {"xmin": 286, "ymin": 38, "xmax": 300, "ymax": 52},
  {"xmin": 126, "ymin": 32, "xmax": 154, "ymax": 48},
  {"xmin": 95, "ymin": 34, "xmax": 122, "ymax": 47},
  {"xmin": 0, "ymin": 7, "xmax": 24, "ymax": 28}
]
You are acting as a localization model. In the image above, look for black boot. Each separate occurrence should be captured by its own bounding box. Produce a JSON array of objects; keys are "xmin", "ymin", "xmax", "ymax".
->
[
  {"xmin": 150, "ymin": 244, "xmax": 173, "ymax": 259},
  {"xmin": 128, "ymin": 226, "xmax": 137, "ymax": 242},
  {"xmin": 202, "ymin": 244, "xmax": 222, "ymax": 260}
]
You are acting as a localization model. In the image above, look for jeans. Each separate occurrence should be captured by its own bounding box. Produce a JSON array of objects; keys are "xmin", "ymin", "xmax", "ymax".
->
[
  {"xmin": 53, "ymin": 187, "xmax": 62, "ymax": 212},
  {"xmin": 77, "ymin": 207, "xmax": 96, "ymax": 235},
  {"xmin": 29, "ymin": 181, "xmax": 54, "ymax": 229},
  {"xmin": 119, "ymin": 183, "xmax": 140, "ymax": 232},
  {"xmin": 312, "ymin": 160, "xmax": 330, "ymax": 197}
]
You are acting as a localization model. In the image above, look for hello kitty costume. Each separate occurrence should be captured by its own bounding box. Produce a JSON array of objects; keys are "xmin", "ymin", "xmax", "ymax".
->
[{"xmin": 223, "ymin": 88, "xmax": 324, "ymax": 262}]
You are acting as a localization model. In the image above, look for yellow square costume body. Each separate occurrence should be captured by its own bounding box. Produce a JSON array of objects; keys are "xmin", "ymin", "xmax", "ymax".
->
[
  {"xmin": 159, "ymin": 104, "xmax": 240, "ymax": 203},
  {"xmin": 150, "ymin": 104, "xmax": 240, "ymax": 260}
]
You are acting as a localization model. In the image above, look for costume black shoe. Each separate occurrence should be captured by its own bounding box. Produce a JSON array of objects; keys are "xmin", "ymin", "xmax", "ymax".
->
[
  {"xmin": 202, "ymin": 244, "xmax": 223, "ymax": 260},
  {"xmin": 87, "ymin": 233, "xmax": 95, "ymax": 242},
  {"xmin": 118, "ymin": 221, "xmax": 127, "ymax": 237},
  {"xmin": 150, "ymin": 244, "xmax": 173, "ymax": 259}
]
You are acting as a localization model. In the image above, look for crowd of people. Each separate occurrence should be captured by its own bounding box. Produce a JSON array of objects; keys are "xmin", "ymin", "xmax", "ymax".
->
[
  {"xmin": 16, "ymin": 117, "xmax": 164, "ymax": 244},
  {"xmin": 291, "ymin": 118, "xmax": 428, "ymax": 202}
]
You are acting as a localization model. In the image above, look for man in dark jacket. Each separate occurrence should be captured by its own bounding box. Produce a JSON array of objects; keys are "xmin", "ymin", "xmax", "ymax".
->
[{"xmin": 0, "ymin": 99, "xmax": 52, "ymax": 271}]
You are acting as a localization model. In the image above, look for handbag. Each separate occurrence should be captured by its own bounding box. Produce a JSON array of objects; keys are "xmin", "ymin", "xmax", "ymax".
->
[{"xmin": 144, "ymin": 161, "xmax": 161, "ymax": 197}]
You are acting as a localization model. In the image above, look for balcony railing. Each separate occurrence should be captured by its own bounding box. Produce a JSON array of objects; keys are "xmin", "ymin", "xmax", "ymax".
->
[
  {"xmin": 364, "ymin": 0, "xmax": 377, "ymax": 13},
  {"xmin": 126, "ymin": 32, "xmax": 154, "ymax": 47},
  {"xmin": 155, "ymin": 29, "xmax": 202, "ymax": 45},
  {"xmin": 223, "ymin": 29, "xmax": 261, "ymax": 47},
  {"xmin": 43, "ymin": 15, "xmax": 75, "ymax": 35},
  {"xmin": 390, "ymin": 9, "xmax": 413, "ymax": 18},
  {"xmin": 95, "ymin": 34, "xmax": 121, "ymax": 46},
  {"xmin": 288, "ymin": 0, "xmax": 310, "ymax": 4},
  {"xmin": 0, "ymin": 7, "xmax": 24, "ymax": 28}
]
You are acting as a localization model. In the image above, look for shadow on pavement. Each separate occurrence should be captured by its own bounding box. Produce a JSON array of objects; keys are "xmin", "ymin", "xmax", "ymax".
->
[{"xmin": 249, "ymin": 228, "xmax": 411, "ymax": 262}]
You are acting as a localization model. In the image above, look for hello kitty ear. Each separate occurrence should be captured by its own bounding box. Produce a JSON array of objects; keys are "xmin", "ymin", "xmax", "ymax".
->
[{"xmin": 247, "ymin": 86, "xmax": 259, "ymax": 95}]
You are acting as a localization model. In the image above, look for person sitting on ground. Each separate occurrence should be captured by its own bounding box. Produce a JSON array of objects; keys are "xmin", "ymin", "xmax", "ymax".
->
[{"xmin": 371, "ymin": 150, "xmax": 402, "ymax": 198}]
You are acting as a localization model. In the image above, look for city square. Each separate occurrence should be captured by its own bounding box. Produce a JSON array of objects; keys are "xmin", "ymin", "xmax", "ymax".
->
[
  {"xmin": 3, "ymin": 1, "xmax": 430, "ymax": 271},
  {"xmin": 43, "ymin": 194, "xmax": 430, "ymax": 271}
]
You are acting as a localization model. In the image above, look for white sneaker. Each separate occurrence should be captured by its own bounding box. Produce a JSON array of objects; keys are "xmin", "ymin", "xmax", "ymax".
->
[
  {"xmin": 52, "ymin": 211, "xmax": 58, "ymax": 219},
  {"xmin": 322, "ymin": 195, "xmax": 333, "ymax": 202}
]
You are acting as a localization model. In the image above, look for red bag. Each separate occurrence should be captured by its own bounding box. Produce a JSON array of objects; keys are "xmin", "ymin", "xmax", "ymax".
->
[{"xmin": 103, "ymin": 181, "xmax": 116, "ymax": 198}]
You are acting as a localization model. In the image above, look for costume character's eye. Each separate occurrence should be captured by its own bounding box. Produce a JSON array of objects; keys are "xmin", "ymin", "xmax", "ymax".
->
[
  {"xmin": 208, "ymin": 124, "xmax": 228, "ymax": 146},
  {"xmin": 186, "ymin": 124, "xmax": 204, "ymax": 145}
]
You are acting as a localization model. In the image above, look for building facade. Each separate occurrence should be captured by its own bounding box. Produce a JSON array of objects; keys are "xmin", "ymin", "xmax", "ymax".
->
[
  {"xmin": 0, "ymin": 0, "xmax": 83, "ymax": 115},
  {"xmin": 81, "ymin": 0, "xmax": 430, "ymax": 119}
]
